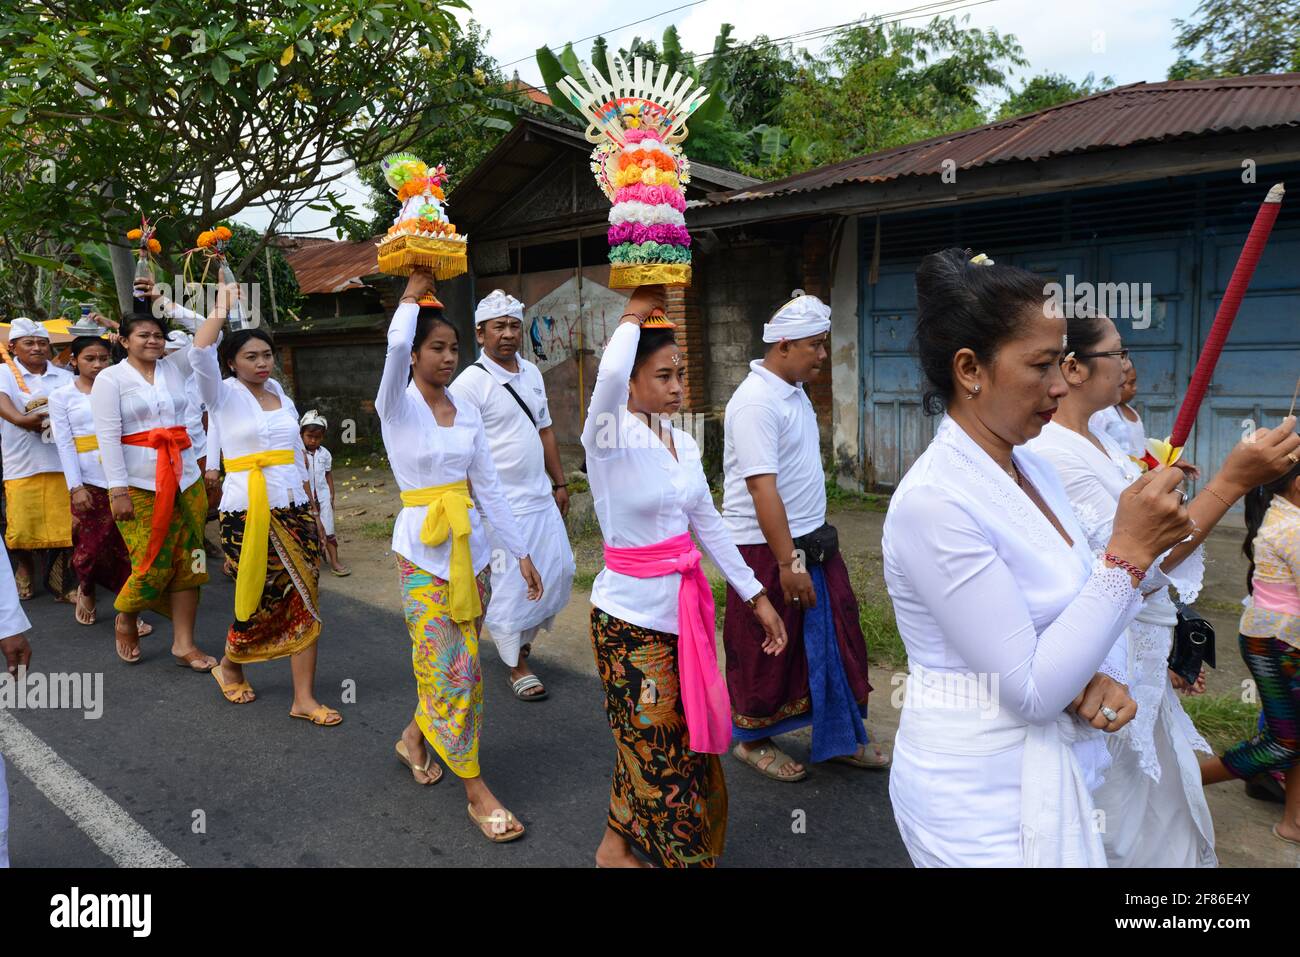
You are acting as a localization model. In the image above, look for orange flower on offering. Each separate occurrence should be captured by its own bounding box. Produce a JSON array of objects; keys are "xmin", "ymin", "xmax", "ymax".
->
[
  {"xmin": 126, "ymin": 228, "xmax": 143, "ymax": 241},
  {"xmin": 196, "ymin": 230, "xmax": 215, "ymax": 248},
  {"xmin": 147, "ymin": 238, "xmax": 161, "ymax": 253},
  {"xmin": 214, "ymin": 226, "xmax": 232, "ymax": 241}
]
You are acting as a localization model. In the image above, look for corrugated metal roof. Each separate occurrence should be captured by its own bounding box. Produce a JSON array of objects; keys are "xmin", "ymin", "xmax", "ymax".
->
[
  {"xmin": 283, "ymin": 237, "xmax": 382, "ymax": 296},
  {"xmin": 709, "ymin": 74, "xmax": 1300, "ymax": 205}
]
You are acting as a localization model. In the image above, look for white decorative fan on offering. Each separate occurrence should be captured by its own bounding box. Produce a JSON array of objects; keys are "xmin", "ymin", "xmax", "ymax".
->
[{"xmin": 556, "ymin": 52, "xmax": 710, "ymax": 292}]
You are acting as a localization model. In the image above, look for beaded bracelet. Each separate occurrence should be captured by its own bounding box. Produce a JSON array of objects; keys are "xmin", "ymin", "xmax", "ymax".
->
[
  {"xmin": 1203, "ymin": 484, "xmax": 1234, "ymax": 509},
  {"xmin": 1104, "ymin": 553, "xmax": 1146, "ymax": 583}
]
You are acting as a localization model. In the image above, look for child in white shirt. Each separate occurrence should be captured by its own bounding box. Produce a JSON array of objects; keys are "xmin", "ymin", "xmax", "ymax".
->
[{"xmin": 299, "ymin": 410, "xmax": 349, "ymax": 576}]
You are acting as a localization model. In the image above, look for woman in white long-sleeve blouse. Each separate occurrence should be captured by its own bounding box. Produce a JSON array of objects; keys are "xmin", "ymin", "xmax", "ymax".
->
[
  {"xmin": 881, "ymin": 247, "xmax": 1193, "ymax": 867},
  {"xmin": 90, "ymin": 299, "xmax": 218, "ymax": 672},
  {"xmin": 1028, "ymin": 310, "xmax": 1298, "ymax": 867},
  {"xmin": 582, "ymin": 284, "xmax": 785, "ymax": 869},
  {"xmin": 191, "ymin": 290, "xmax": 339, "ymax": 725},
  {"xmin": 377, "ymin": 266, "xmax": 542, "ymax": 844}
]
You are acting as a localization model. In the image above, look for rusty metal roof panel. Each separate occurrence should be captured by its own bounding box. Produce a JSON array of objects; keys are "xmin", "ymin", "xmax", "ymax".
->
[
  {"xmin": 284, "ymin": 238, "xmax": 382, "ymax": 296},
  {"xmin": 709, "ymin": 75, "xmax": 1300, "ymax": 204}
]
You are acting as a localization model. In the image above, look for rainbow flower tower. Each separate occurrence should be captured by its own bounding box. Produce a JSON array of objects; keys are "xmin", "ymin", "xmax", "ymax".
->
[
  {"xmin": 558, "ymin": 53, "xmax": 710, "ymax": 298},
  {"xmin": 375, "ymin": 153, "xmax": 468, "ymax": 279}
]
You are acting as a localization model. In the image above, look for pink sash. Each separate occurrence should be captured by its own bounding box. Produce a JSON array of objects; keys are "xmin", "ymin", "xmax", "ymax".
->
[
  {"xmin": 1252, "ymin": 580, "xmax": 1300, "ymax": 616},
  {"xmin": 603, "ymin": 531, "xmax": 732, "ymax": 754}
]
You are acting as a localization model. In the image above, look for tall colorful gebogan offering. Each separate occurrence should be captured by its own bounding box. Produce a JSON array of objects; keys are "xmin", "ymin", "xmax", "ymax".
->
[{"xmin": 558, "ymin": 52, "xmax": 710, "ymax": 320}]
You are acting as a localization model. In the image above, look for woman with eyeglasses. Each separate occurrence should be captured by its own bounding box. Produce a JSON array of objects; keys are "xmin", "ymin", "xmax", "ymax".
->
[
  {"xmin": 1027, "ymin": 310, "xmax": 1298, "ymax": 867},
  {"xmin": 90, "ymin": 294, "xmax": 223, "ymax": 671}
]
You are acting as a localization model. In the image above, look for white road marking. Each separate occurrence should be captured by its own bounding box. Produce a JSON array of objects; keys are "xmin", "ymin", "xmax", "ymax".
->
[{"xmin": 0, "ymin": 711, "xmax": 185, "ymax": 867}]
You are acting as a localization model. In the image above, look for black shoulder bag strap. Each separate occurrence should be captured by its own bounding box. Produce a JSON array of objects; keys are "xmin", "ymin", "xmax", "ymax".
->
[{"xmin": 472, "ymin": 361, "xmax": 537, "ymax": 428}]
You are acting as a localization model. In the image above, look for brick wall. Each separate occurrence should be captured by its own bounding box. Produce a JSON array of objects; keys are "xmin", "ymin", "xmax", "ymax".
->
[{"xmin": 666, "ymin": 283, "xmax": 706, "ymax": 411}]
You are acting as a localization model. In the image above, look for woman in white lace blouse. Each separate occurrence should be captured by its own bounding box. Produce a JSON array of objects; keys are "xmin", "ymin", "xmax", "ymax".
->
[
  {"xmin": 882, "ymin": 248, "xmax": 1194, "ymax": 867},
  {"xmin": 1028, "ymin": 310, "xmax": 1298, "ymax": 867}
]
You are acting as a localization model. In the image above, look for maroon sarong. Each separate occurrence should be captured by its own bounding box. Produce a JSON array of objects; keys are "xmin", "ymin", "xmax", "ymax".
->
[
  {"xmin": 71, "ymin": 485, "xmax": 132, "ymax": 592},
  {"xmin": 723, "ymin": 544, "xmax": 872, "ymax": 736}
]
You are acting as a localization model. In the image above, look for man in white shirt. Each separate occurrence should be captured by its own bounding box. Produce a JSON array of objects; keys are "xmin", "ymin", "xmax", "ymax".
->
[
  {"xmin": 0, "ymin": 536, "xmax": 33, "ymax": 867},
  {"xmin": 721, "ymin": 293, "xmax": 883, "ymax": 782},
  {"xmin": 0, "ymin": 318, "xmax": 75, "ymax": 600},
  {"xmin": 448, "ymin": 290, "xmax": 575, "ymax": 700}
]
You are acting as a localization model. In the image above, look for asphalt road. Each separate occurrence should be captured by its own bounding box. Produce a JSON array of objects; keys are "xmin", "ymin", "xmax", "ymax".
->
[{"xmin": 4, "ymin": 571, "xmax": 910, "ymax": 868}]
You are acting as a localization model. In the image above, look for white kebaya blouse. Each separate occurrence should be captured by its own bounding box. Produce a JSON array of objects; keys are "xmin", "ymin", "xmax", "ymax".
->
[
  {"xmin": 90, "ymin": 346, "xmax": 200, "ymax": 493},
  {"xmin": 189, "ymin": 343, "xmax": 309, "ymax": 512},
  {"xmin": 48, "ymin": 382, "xmax": 106, "ymax": 490}
]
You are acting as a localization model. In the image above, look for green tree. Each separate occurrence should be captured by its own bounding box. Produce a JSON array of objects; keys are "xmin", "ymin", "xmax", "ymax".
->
[
  {"xmin": 995, "ymin": 72, "xmax": 1115, "ymax": 119},
  {"xmin": 746, "ymin": 15, "xmax": 1027, "ymax": 179},
  {"xmin": 0, "ymin": 0, "xmax": 483, "ymax": 309},
  {"xmin": 1170, "ymin": 0, "xmax": 1300, "ymax": 78}
]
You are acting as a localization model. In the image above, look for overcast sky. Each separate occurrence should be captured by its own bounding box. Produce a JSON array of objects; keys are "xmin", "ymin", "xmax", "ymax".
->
[{"xmin": 246, "ymin": 0, "xmax": 1198, "ymax": 236}]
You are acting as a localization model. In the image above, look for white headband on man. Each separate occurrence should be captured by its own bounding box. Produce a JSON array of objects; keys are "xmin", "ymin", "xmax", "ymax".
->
[
  {"xmin": 300, "ymin": 409, "xmax": 327, "ymax": 430},
  {"xmin": 8, "ymin": 317, "xmax": 49, "ymax": 341},
  {"xmin": 762, "ymin": 291, "xmax": 832, "ymax": 343},
  {"xmin": 474, "ymin": 289, "xmax": 524, "ymax": 326}
]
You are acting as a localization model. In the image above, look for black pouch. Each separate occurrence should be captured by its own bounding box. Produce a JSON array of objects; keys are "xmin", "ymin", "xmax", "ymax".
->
[
  {"xmin": 792, "ymin": 523, "xmax": 840, "ymax": 568},
  {"xmin": 1168, "ymin": 601, "xmax": 1216, "ymax": 686}
]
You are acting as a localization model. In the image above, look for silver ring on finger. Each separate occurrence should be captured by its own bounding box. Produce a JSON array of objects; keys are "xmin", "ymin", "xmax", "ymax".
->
[
  {"xmin": 1100, "ymin": 705, "xmax": 1119, "ymax": 723},
  {"xmin": 1177, "ymin": 490, "xmax": 1187, "ymax": 505}
]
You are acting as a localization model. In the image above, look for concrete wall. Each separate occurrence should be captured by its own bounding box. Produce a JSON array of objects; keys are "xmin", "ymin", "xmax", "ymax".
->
[
  {"xmin": 697, "ymin": 237, "xmax": 802, "ymax": 412},
  {"xmin": 291, "ymin": 342, "xmax": 387, "ymax": 452}
]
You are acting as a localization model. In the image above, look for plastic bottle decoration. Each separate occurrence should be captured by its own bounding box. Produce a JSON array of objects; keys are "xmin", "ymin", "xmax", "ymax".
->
[
  {"xmin": 191, "ymin": 225, "xmax": 253, "ymax": 330},
  {"xmin": 557, "ymin": 51, "xmax": 709, "ymax": 310},
  {"xmin": 126, "ymin": 215, "xmax": 163, "ymax": 283},
  {"xmin": 375, "ymin": 154, "xmax": 468, "ymax": 279}
]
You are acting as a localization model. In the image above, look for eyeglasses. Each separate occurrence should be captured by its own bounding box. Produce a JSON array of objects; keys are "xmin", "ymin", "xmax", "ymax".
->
[
  {"xmin": 1066, "ymin": 348, "xmax": 1130, "ymax": 363},
  {"xmin": 132, "ymin": 333, "xmax": 167, "ymax": 343}
]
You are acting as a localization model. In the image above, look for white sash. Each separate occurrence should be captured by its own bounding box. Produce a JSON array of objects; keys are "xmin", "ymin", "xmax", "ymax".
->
[{"xmin": 899, "ymin": 669, "xmax": 1108, "ymax": 868}]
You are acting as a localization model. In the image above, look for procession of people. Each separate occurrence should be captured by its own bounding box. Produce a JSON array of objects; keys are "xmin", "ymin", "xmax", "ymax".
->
[{"xmin": 1, "ymin": 242, "xmax": 1297, "ymax": 869}]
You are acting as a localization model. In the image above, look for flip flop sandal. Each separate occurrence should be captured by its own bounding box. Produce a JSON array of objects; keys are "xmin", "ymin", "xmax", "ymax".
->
[
  {"xmin": 395, "ymin": 739, "xmax": 443, "ymax": 785},
  {"xmin": 290, "ymin": 705, "xmax": 343, "ymax": 726},
  {"xmin": 1273, "ymin": 824, "xmax": 1300, "ymax": 848},
  {"xmin": 14, "ymin": 570, "xmax": 33, "ymax": 601},
  {"xmin": 467, "ymin": 803, "xmax": 525, "ymax": 843},
  {"xmin": 74, "ymin": 591, "xmax": 96, "ymax": 626},
  {"xmin": 136, "ymin": 619, "xmax": 154, "ymax": 638},
  {"xmin": 731, "ymin": 742, "xmax": 808, "ymax": 782},
  {"xmin": 174, "ymin": 649, "xmax": 217, "ymax": 672},
  {"xmin": 212, "ymin": 666, "xmax": 255, "ymax": 703},
  {"xmin": 830, "ymin": 743, "xmax": 892, "ymax": 770},
  {"xmin": 510, "ymin": 673, "xmax": 548, "ymax": 701},
  {"xmin": 114, "ymin": 623, "xmax": 142, "ymax": 665},
  {"xmin": 330, "ymin": 566, "xmax": 352, "ymax": 577}
]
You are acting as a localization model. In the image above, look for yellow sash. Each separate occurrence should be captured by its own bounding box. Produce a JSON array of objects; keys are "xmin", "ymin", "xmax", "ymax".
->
[
  {"xmin": 224, "ymin": 449, "xmax": 297, "ymax": 621},
  {"xmin": 73, "ymin": 434, "xmax": 99, "ymax": 452},
  {"xmin": 399, "ymin": 480, "xmax": 480, "ymax": 623}
]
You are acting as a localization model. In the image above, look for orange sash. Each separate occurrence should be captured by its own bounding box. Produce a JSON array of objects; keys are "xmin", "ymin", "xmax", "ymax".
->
[{"xmin": 121, "ymin": 426, "xmax": 192, "ymax": 574}]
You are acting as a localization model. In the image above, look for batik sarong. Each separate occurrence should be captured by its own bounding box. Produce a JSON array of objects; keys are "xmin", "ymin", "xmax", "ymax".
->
[
  {"xmin": 399, "ymin": 555, "xmax": 491, "ymax": 778},
  {"xmin": 114, "ymin": 480, "xmax": 209, "ymax": 615},
  {"xmin": 220, "ymin": 503, "xmax": 321, "ymax": 663},
  {"xmin": 70, "ymin": 485, "xmax": 131, "ymax": 592},
  {"xmin": 1222, "ymin": 634, "xmax": 1300, "ymax": 779},
  {"xmin": 591, "ymin": 607, "xmax": 727, "ymax": 868}
]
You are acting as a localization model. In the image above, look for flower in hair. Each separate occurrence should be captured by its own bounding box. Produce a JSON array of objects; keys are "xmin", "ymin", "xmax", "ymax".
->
[{"xmin": 969, "ymin": 253, "xmax": 995, "ymax": 266}]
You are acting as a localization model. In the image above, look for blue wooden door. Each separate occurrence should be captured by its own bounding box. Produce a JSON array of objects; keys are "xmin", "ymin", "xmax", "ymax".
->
[
  {"xmin": 1096, "ymin": 237, "xmax": 1196, "ymax": 461},
  {"xmin": 1196, "ymin": 227, "xmax": 1300, "ymax": 488}
]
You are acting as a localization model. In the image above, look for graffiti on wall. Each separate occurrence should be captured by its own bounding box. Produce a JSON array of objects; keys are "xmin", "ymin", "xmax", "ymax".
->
[{"xmin": 521, "ymin": 275, "xmax": 629, "ymax": 375}]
